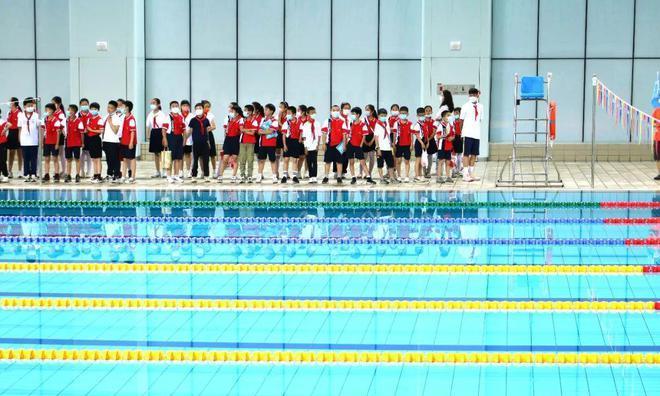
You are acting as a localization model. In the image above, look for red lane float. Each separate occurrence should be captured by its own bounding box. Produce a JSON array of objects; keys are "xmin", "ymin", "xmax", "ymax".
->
[
  {"xmin": 604, "ymin": 218, "xmax": 660, "ymax": 225},
  {"xmin": 625, "ymin": 238, "xmax": 660, "ymax": 246},
  {"xmin": 643, "ymin": 266, "xmax": 660, "ymax": 273},
  {"xmin": 600, "ymin": 202, "xmax": 660, "ymax": 209}
]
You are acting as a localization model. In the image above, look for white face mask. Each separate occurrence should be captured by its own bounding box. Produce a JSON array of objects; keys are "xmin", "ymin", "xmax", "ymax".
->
[
  {"xmin": 90, "ymin": 110, "xmax": 99, "ymax": 116},
  {"xmin": 349, "ymin": 114, "xmax": 357, "ymax": 122},
  {"xmin": 245, "ymin": 111, "xmax": 252, "ymax": 117},
  {"xmin": 342, "ymin": 109, "xmax": 350, "ymax": 116},
  {"xmin": 80, "ymin": 105, "xmax": 89, "ymax": 112},
  {"xmin": 286, "ymin": 114, "xmax": 293, "ymax": 121},
  {"xmin": 171, "ymin": 107, "xmax": 180, "ymax": 114},
  {"xmin": 195, "ymin": 109, "xmax": 203, "ymax": 116},
  {"xmin": 310, "ymin": 113, "xmax": 316, "ymax": 119},
  {"xmin": 400, "ymin": 114, "xmax": 408, "ymax": 120},
  {"xmin": 391, "ymin": 110, "xmax": 399, "ymax": 116},
  {"xmin": 25, "ymin": 107, "xmax": 34, "ymax": 113},
  {"xmin": 378, "ymin": 116, "xmax": 387, "ymax": 123},
  {"xmin": 150, "ymin": 104, "xmax": 157, "ymax": 111},
  {"xmin": 469, "ymin": 97, "xmax": 478, "ymax": 103},
  {"xmin": 331, "ymin": 111, "xmax": 340, "ymax": 119}
]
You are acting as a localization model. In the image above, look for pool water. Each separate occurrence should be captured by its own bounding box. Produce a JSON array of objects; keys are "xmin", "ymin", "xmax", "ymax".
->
[{"xmin": 0, "ymin": 189, "xmax": 658, "ymax": 395}]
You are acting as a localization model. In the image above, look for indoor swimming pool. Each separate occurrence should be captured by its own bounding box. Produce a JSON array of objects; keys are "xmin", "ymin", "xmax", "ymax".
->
[{"xmin": 0, "ymin": 189, "xmax": 657, "ymax": 395}]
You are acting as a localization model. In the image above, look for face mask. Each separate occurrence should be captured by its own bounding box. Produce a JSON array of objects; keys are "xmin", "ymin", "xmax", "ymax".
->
[
  {"xmin": 286, "ymin": 114, "xmax": 293, "ymax": 121},
  {"xmin": 25, "ymin": 107, "xmax": 34, "ymax": 113},
  {"xmin": 245, "ymin": 111, "xmax": 252, "ymax": 117},
  {"xmin": 400, "ymin": 114, "xmax": 408, "ymax": 120},
  {"xmin": 425, "ymin": 114, "xmax": 431, "ymax": 119},
  {"xmin": 80, "ymin": 105, "xmax": 89, "ymax": 112},
  {"xmin": 331, "ymin": 111, "xmax": 340, "ymax": 119},
  {"xmin": 349, "ymin": 114, "xmax": 357, "ymax": 122},
  {"xmin": 195, "ymin": 109, "xmax": 203, "ymax": 116},
  {"xmin": 296, "ymin": 111, "xmax": 301, "ymax": 117},
  {"xmin": 342, "ymin": 109, "xmax": 349, "ymax": 116},
  {"xmin": 469, "ymin": 97, "xmax": 478, "ymax": 103},
  {"xmin": 150, "ymin": 104, "xmax": 157, "ymax": 111},
  {"xmin": 68, "ymin": 110, "xmax": 75, "ymax": 117},
  {"xmin": 378, "ymin": 116, "xmax": 387, "ymax": 123},
  {"xmin": 46, "ymin": 111, "xmax": 53, "ymax": 117},
  {"xmin": 171, "ymin": 107, "xmax": 180, "ymax": 114},
  {"xmin": 310, "ymin": 113, "xmax": 316, "ymax": 119},
  {"xmin": 391, "ymin": 111, "xmax": 399, "ymax": 117},
  {"xmin": 90, "ymin": 110, "xmax": 99, "ymax": 116},
  {"xmin": 364, "ymin": 111, "xmax": 371, "ymax": 118}
]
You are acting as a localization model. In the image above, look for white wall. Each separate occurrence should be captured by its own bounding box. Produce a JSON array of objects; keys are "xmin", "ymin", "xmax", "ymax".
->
[{"xmin": 422, "ymin": 0, "xmax": 492, "ymax": 156}]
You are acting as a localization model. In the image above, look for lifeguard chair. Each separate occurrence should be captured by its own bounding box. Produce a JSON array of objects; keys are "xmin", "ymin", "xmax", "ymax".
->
[{"xmin": 497, "ymin": 73, "xmax": 563, "ymax": 187}]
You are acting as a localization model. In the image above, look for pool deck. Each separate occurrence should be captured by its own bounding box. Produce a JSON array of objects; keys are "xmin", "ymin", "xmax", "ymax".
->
[{"xmin": 3, "ymin": 160, "xmax": 658, "ymax": 191}]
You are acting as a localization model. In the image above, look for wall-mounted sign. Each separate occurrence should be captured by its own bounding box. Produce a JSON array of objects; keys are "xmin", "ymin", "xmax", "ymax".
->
[{"xmin": 437, "ymin": 83, "xmax": 475, "ymax": 95}]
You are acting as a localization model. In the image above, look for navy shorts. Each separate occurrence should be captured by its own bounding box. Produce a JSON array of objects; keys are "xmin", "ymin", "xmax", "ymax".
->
[
  {"xmin": 414, "ymin": 140, "xmax": 425, "ymax": 157},
  {"xmin": 65, "ymin": 147, "xmax": 81, "ymax": 160},
  {"xmin": 378, "ymin": 150, "xmax": 395, "ymax": 169},
  {"xmin": 43, "ymin": 144, "xmax": 59, "ymax": 157},
  {"xmin": 168, "ymin": 134, "xmax": 184, "ymax": 160},
  {"xmin": 463, "ymin": 137, "xmax": 480, "ymax": 156},
  {"xmin": 258, "ymin": 146, "xmax": 276, "ymax": 162},
  {"xmin": 436, "ymin": 149, "xmax": 452, "ymax": 160},
  {"xmin": 86, "ymin": 135, "xmax": 103, "ymax": 159},
  {"xmin": 346, "ymin": 144, "xmax": 364, "ymax": 160},
  {"xmin": 395, "ymin": 145, "xmax": 411, "ymax": 160},
  {"xmin": 184, "ymin": 145, "xmax": 192, "ymax": 154},
  {"xmin": 654, "ymin": 141, "xmax": 660, "ymax": 161},
  {"xmin": 222, "ymin": 135, "xmax": 240, "ymax": 156},
  {"xmin": 284, "ymin": 138, "xmax": 303, "ymax": 158},
  {"xmin": 121, "ymin": 145, "xmax": 136, "ymax": 159},
  {"xmin": 324, "ymin": 145, "xmax": 345, "ymax": 164}
]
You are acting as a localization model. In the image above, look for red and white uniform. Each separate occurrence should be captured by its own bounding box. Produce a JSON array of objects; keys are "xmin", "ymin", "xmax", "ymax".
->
[
  {"xmin": 395, "ymin": 119, "xmax": 413, "ymax": 146},
  {"xmin": 226, "ymin": 116, "xmax": 243, "ymax": 138},
  {"xmin": 0, "ymin": 119, "xmax": 7, "ymax": 144},
  {"xmin": 259, "ymin": 116, "xmax": 279, "ymax": 147},
  {"xmin": 240, "ymin": 115, "xmax": 260, "ymax": 145},
  {"xmin": 121, "ymin": 114, "xmax": 137, "ymax": 146},
  {"xmin": 86, "ymin": 114, "xmax": 104, "ymax": 137},
  {"xmin": 66, "ymin": 117, "xmax": 85, "ymax": 148},
  {"xmin": 282, "ymin": 117, "xmax": 302, "ymax": 139},
  {"xmin": 349, "ymin": 120, "xmax": 368, "ymax": 147},
  {"xmin": 7, "ymin": 108, "xmax": 20, "ymax": 130},
  {"xmin": 44, "ymin": 116, "xmax": 63, "ymax": 146},
  {"xmin": 436, "ymin": 121, "xmax": 455, "ymax": 151},
  {"xmin": 322, "ymin": 118, "xmax": 348, "ymax": 147},
  {"xmin": 387, "ymin": 115, "xmax": 399, "ymax": 136},
  {"xmin": 169, "ymin": 113, "xmax": 186, "ymax": 136}
]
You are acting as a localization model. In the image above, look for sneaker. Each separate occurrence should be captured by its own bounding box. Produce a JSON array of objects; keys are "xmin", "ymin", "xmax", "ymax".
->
[
  {"xmin": 204, "ymin": 177, "xmax": 211, "ymax": 183},
  {"xmin": 24, "ymin": 176, "xmax": 31, "ymax": 183},
  {"xmin": 272, "ymin": 176, "xmax": 279, "ymax": 184},
  {"xmin": 64, "ymin": 175, "xmax": 71, "ymax": 183},
  {"xmin": 112, "ymin": 176, "xmax": 121, "ymax": 184},
  {"xmin": 217, "ymin": 177, "xmax": 223, "ymax": 183},
  {"xmin": 43, "ymin": 174, "xmax": 50, "ymax": 182},
  {"xmin": 167, "ymin": 176, "xmax": 175, "ymax": 184},
  {"xmin": 0, "ymin": 176, "xmax": 8, "ymax": 183},
  {"xmin": 380, "ymin": 178, "xmax": 390, "ymax": 185},
  {"xmin": 404, "ymin": 177, "xmax": 410, "ymax": 183},
  {"xmin": 292, "ymin": 176, "xmax": 299, "ymax": 184},
  {"xmin": 150, "ymin": 172, "xmax": 161, "ymax": 178},
  {"xmin": 17, "ymin": 174, "xmax": 23, "ymax": 179},
  {"xmin": 321, "ymin": 177, "xmax": 329, "ymax": 184},
  {"xmin": 436, "ymin": 178, "xmax": 445, "ymax": 184},
  {"xmin": 351, "ymin": 177, "xmax": 357, "ymax": 185},
  {"xmin": 366, "ymin": 177, "xmax": 376, "ymax": 184},
  {"xmin": 336, "ymin": 177, "xmax": 343, "ymax": 184},
  {"xmin": 654, "ymin": 174, "xmax": 660, "ymax": 181},
  {"xmin": 309, "ymin": 177, "xmax": 317, "ymax": 184},
  {"xmin": 255, "ymin": 175, "xmax": 263, "ymax": 183},
  {"xmin": 91, "ymin": 177, "xmax": 101, "ymax": 184},
  {"xmin": 174, "ymin": 176, "xmax": 183, "ymax": 184},
  {"xmin": 8, "ymin": 172, "xmax": 12, "ymax": 179},
  {"xmin": 75, "ymin": 174, "xmax": 81, "ymax": 183},
  {"xmin": 230, "ymin": 176, "xmax": 237, "ymax": 183},
  {"xmin": 281, "ymin": 176, "xmax": 288, "ymax": 184},
  {"xmin": 445, "ymin": 177, "xmax": 453, "ymax": 183},
  {"xmin": 247, "ymin": 177, "xmax": 254, "ymax": 184},
  {"xmin": 190, "ymin": 178, "xmax": 197, "ymax": 184}
]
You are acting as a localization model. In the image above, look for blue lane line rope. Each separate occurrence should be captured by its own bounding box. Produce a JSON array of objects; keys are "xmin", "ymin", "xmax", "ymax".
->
[
  {"xmin": 0, "ymin": 215, "xmax": 608, "ymax": 225},
  {"xmin": 0, "ymin": 235, "xmax": 631, "ymax": 246}
]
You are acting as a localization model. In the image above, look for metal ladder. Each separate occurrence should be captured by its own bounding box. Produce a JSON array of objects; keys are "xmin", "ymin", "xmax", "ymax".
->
[{"xmin": 497, "ymin": 73, "xmax": 563, "ymax": 187}]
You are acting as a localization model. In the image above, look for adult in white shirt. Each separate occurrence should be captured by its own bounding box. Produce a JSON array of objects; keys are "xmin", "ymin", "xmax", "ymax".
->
[
  {"xmin": 146, "ymin": 98, "xmax": 170, "ymax": 178},
  {"xmin": 17, "ymin": 98, "xmax": 41, "ymax": 181},
  {"xmin": 181, "ymin": 100, "xmax": 194, "ymax": 177},
  {"xmin": 459, "ymin": 88, "xmax": 484, "ymax": 182},
  {"xmin": 202, "ymin": 100, "xmax": 218, "ymax": 176},
  {"xmin": 300, "ymin": 107, "xmax": 321, "ymax": 183},
  {"xmin": 102, "ymin": 100, "xmax": 123, "ymax": 182}
]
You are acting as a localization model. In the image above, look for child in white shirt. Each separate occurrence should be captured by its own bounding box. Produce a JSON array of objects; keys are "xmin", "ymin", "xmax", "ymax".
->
[{"xmin": 301, "ymin": 106, "xmax": 321, "ymax": 183}]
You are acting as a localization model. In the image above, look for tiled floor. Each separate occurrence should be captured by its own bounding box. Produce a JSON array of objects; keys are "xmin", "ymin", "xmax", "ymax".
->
[{"xmin": 4, "ymin": 160, "xmax": 658, "ymax": 191}]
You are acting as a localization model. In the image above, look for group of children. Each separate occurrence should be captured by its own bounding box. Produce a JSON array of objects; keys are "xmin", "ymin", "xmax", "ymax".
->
[{"xmin": 0, "ymin": 88, "xmax": 483, "ymax": 185}]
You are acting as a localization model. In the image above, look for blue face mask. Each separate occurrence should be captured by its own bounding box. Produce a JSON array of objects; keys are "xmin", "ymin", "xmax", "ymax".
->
[
  {"xmin": 80, "ymin": 105, "xmax": 89, "ymax": 112},
  {"xmin": 90, "ymin": 110, "xmax": 99, "ymax": 116},
  {"xmin": 378, "ymin": 116, "xmax": 387, "ymax": 122},
  {"xmin": 400, "ymin": 114, "xmax": 408, "ymax": 120}
]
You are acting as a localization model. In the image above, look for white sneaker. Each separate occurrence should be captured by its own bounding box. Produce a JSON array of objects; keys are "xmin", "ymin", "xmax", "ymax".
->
[
  {"xmin": 151, "ymin": 172, "xmax": 161, "ymax": 178},
  {"xmin": 175, "ymin": 176, "xmax": 183, "ymax": 184},
  {"xmin": 309, "ymin": 177, "xmax": 317, "ymax": 184},
  {"xmin": 0, "ymin": 176, "xmax": 9, "ymax": 183},
  {"xmin": 204, "ymin": 177, "xmax": 211, "ymax": 183},
  {"xmin": 272, "ymin": 176, "xmax": 278, "ymax": 184},
  {"xmin": 255, "ymin": 175, "xmax": 263, "ymax": 183},
  {"xmin": 167, "ymin": 176, "xmax": 174, "ymax": 184},
  {"xmin": 470, "ymin": 174, "xmax": 480, "ymax": 181},
  {"xmin": 230, "ymin": 176, "xmax": 237, "ymax": 183},
  {"xmin": 217, "ymin": 176, "xmax": 223, "ymax": 183},
  {"xmin": 404, "ymin": 177, "xmax": 410, "ymax": 183}
]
